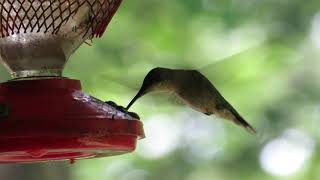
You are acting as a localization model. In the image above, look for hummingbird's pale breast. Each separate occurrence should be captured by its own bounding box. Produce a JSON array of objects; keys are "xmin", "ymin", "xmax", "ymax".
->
[{"xmin": 147, "ymin": 80, "xmax": 177, "ymax": 93}]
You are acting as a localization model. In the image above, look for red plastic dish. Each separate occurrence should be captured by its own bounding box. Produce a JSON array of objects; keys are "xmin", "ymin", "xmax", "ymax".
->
[{"xmin": 0, "ymin": 78, "xmax": 144, "ymax": 163}]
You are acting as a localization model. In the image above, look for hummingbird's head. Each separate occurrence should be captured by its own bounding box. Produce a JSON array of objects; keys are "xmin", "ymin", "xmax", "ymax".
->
[
  {"xmin": 140, "ymin": 67, "xmax": 173, "ymax": 94},
  {"xmin": 126, "ymin": 67, "xmax": 173, "ymax": 110}
]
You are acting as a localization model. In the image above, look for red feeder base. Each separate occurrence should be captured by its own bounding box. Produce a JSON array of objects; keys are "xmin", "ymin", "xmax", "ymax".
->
[{"xmin": 0, "ymin": 78, "xmax": 144, "ymax": 163}]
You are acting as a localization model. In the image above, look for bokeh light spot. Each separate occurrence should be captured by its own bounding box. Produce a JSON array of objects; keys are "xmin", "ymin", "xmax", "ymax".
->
[
  {"xmin": 137, "ymin": 115, "xmax": 182, "ymax": 159},
  {"xmin": 259, "ymin": 129, "xmax": 314, "ymax": 177}
]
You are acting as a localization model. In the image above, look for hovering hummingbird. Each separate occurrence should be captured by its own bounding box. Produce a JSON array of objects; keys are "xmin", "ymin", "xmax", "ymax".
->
[{"xmin": 126, "ymin": 67, "xmax": 256, "ymax": 134}]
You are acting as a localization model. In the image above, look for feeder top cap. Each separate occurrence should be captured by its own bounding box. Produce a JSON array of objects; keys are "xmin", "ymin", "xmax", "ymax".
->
[{"xmin": 0, "ymin": 0, "xmax": 122, "ymax": 79}]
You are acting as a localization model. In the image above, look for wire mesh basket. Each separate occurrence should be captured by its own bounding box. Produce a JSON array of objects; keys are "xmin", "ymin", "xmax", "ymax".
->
[
  {"xmin": 0, "ymin": 0, "xmax": 122, "ymax": 38},
  {"xmin": 0, "ymin": 0, "xmax": 122, "ymax": 78}
]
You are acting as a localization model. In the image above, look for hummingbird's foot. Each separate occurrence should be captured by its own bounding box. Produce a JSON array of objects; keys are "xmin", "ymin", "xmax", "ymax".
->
[
  {"xmin": 105, "ymin": 101, "xmax": 117, "ymax": 108},
  {"xmin": 116, "ymin": 105, "xmax": 127, "ymax": 113},
  {"xmin": 116, "ymin": 105, "xmax": 140, "ymax": 119},
  {"xmin": 127, "ymin": 112, "xmax": 140, "ymax": 120},
  {"xmin": 105, "ymin": 101, "xmax": 140, "ymax": 120},
  {"xmin": 204, "ymin": 112, "xmax": 213, "ymax": 116}
]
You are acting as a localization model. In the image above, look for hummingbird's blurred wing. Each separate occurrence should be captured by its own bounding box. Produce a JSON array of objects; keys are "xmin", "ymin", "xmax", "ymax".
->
[
  {"xmin": 200, "ymin": 43, "xmax": 265, "ymax": 75},
  {"xmin": 198, "ymin": 44, "xmax": 265, "ymax": 86},
  {"xmin": 101, "ymin": 43, "xmax": 264, "ymax": 92}
]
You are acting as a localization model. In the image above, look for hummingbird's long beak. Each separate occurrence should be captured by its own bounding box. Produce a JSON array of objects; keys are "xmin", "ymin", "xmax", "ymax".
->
[{"xmin": 126, "ymin": 89, "xmax": 146, "ymax": 110}]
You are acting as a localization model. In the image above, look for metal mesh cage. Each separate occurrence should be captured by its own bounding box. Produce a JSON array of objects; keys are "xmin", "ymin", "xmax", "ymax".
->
[
  {"xmin": 0, "ymin": 0, "xmax": 123, "ymax": 78},
  {"xmin": 0, "ymin": 0, "xmax": 122, "ymax": 39}
]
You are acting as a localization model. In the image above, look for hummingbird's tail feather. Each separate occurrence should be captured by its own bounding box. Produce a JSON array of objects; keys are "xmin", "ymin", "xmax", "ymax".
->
[
  {"xmin": 230, "ymin": 110, "xmax": 257, "ymax": 134},
  {"xmin": 236, "ymin": 118, "xmax": 257, "ymax": 134}
]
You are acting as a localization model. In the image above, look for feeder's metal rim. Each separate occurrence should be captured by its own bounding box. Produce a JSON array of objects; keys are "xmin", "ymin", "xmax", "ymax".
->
[{"xmin": 11, "ymin": 70, "xmax": 63, "ymax": 79}]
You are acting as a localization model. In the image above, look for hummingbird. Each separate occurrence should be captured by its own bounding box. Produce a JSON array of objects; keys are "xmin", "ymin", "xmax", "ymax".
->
[{"xmin": 126, "ymin": 67, "xmax": 256, "ymax": 134}]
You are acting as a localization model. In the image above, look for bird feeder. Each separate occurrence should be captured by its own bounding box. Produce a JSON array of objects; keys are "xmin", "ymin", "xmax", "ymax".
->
[{"xmin": 0, "ymin": 0, "xmax": 144, "ymax": 163}]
